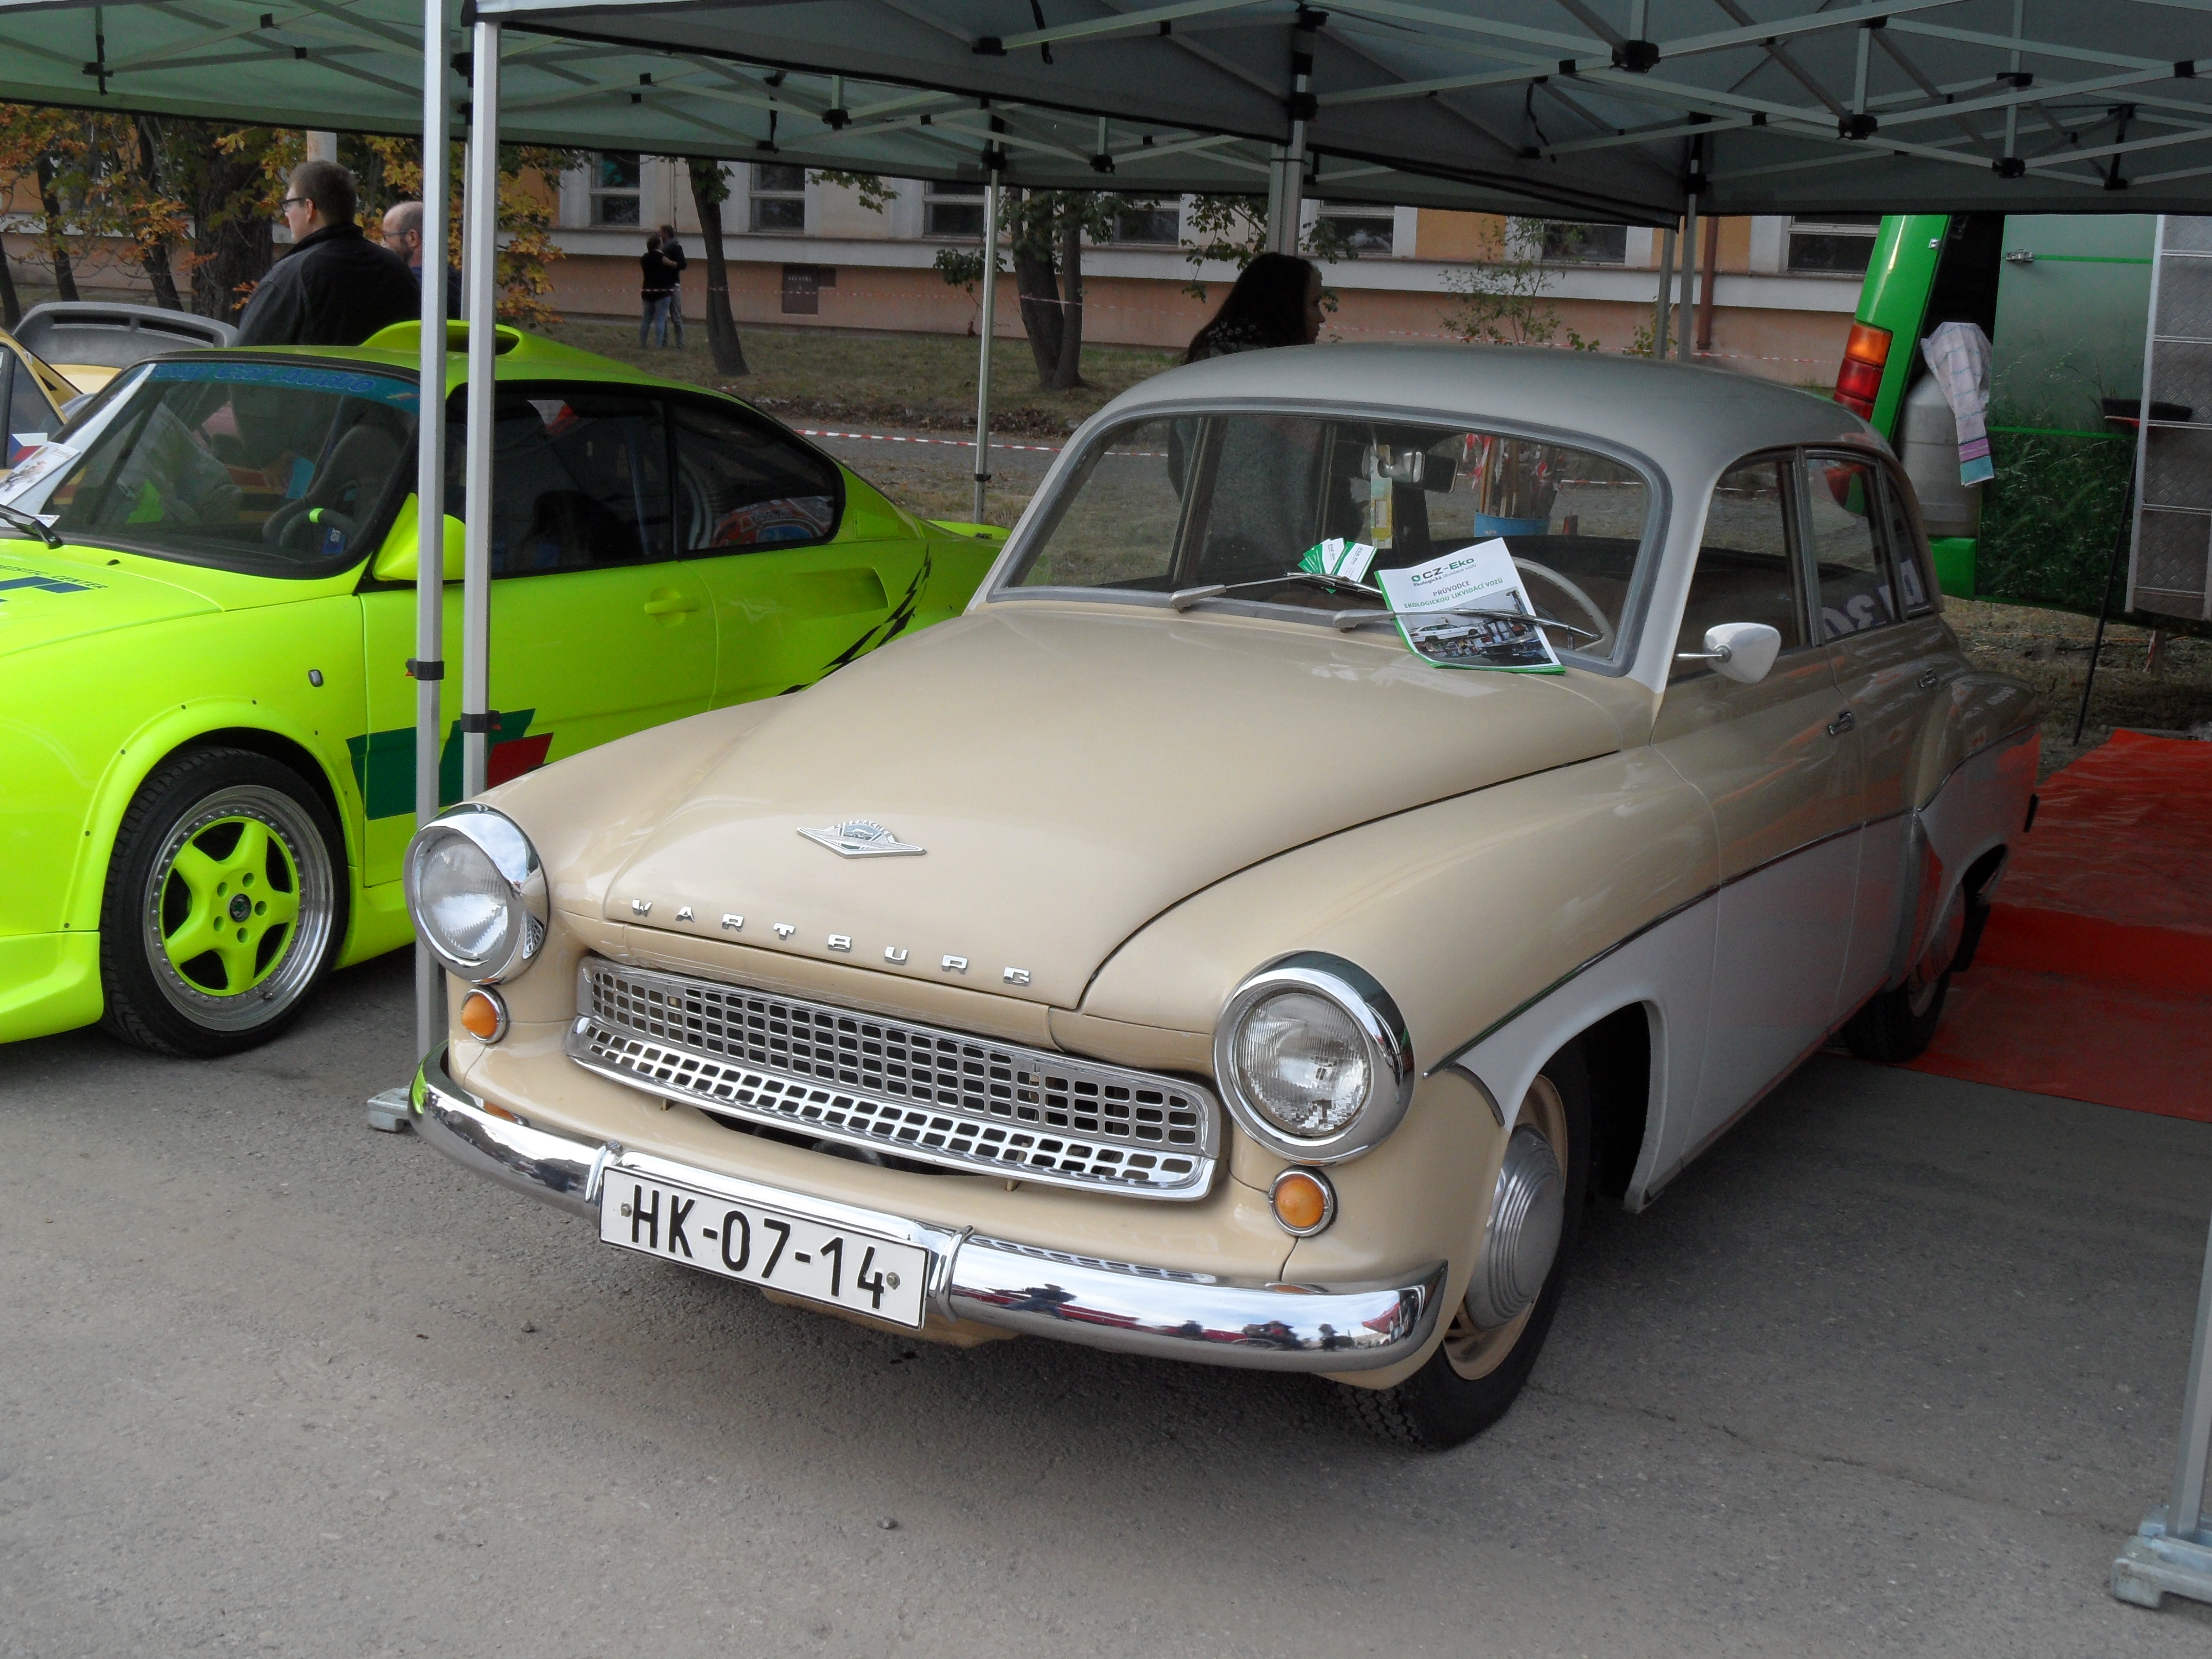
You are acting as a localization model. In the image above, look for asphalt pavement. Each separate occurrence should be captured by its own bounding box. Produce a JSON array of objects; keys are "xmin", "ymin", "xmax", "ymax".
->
[{"xmin": 4, "ymin": 952, "xmax": 2211, "ymax": 1657}]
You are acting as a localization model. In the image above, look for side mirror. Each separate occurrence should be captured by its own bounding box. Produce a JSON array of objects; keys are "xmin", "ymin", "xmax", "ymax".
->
[
  {"xmin": 370, "ymin": 495, "xmax": 467, "ymax": 582},
  {"xmin": 1677, "ymin": 620, "xmax": 1783, "ymax": 685}
]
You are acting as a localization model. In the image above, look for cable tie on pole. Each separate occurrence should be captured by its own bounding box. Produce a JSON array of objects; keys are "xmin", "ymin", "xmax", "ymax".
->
[
  {"xmin": 405, "ymin": 658, "xmax": 445, "ymax": 681},
  {"xmin": 457, "ymin": 711, "xmax": 502, "ymax": 734}
]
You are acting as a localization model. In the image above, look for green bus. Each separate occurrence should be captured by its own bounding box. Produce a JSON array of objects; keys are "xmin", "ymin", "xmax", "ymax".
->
[{"xmin": 1837, "ymin": 213, "xmax": 2154, "ymax": 606}]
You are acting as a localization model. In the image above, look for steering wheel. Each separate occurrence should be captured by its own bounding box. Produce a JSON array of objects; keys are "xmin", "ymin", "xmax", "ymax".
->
[{"xmin": 1513, "ymin": 557, "xmax": 1612, "ymax": 653}]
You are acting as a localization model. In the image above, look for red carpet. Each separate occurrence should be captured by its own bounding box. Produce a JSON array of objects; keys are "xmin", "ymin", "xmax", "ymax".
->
[{"xmin": 1906, "ymin": 731, "xmax": 2212, "ymax": 1122}]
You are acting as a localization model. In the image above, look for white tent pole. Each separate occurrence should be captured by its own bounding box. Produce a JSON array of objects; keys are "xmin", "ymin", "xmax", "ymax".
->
[
  {"xmin": 459, "ymin": 17, "xmax": 499, "ymax": 801},
  {"xmin": 411, "ymin": 0, "xmax": 451, "ymax": 1063},
  {"xmin": 1652, "ymin": 226, "xmax": 1675, "ymax": 358},
  {"xmin": 2114, "ymin": 1213, "xmax": 2212, "ymax": 1606},
  {"xmin": 971, "ymin": 169, "xmax": 1000, "ymax": 525}
]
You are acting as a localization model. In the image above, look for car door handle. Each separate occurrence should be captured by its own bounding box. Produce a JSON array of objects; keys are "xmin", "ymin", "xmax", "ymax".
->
[
  {"xmin": 1918, "ymin": 669, "xmax": 1940, "ymax": 690},
  {"xmin": 643, "ymin": 591, "xmax": 698, "ymax": 616},
  {"xmin": 1828, "ymin": 708, "xmax": 1856, "ymax": 737}
]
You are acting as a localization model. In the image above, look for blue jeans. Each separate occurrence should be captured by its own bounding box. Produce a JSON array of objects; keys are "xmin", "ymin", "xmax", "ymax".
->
[{"xmin": 640, "ymin": 294, "xmax": 681, "ymax": 347}]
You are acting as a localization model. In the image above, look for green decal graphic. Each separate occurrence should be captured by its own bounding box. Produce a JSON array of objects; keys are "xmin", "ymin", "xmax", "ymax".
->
[{"xmin": 348, "ymin": 709, "xmax": 544, "ymax": 818}]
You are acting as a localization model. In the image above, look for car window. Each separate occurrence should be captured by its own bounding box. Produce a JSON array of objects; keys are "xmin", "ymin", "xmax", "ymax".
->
[
  {"xmin": 5, "ymin": 348, "xmax": 62, "ymax": 456},
  {"xmin": 1803, "ymin": 452, "xmax": 1900, "ymax": 639},
  {"xmin": 1008, "ymin": 411, "xmax": 1654, "ymax": 668},
  {"xmin": 669, "ymin": 396, "xmax": 842, "ymax": 551},
  {"xmin": 451, "ymin": 388, "xmax": 672, "ymax": 576},
  {"xmin": 1877, "ymin": 467, "xmax": 1936, "ymax": 614},
  {"xmin": 38, "ymin": 359, "xmax": 416, "ymax": 574},
  {"xmin": 1674, "ymin": 456, "xmax": 1805, "ymax": 679}
]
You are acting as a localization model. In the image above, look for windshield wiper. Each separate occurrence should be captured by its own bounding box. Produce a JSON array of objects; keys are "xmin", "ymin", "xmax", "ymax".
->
[
  {"xmin": 1330, "ymin": 605, "xmax": 1601, "ymax": 644},
  {"xmin": 1166, "ymin": 570, "xmax": 1384, "ymax": 611},
  {"xmin": 0, "ymin": 500, "xmax": 62, "ymax": 549}
]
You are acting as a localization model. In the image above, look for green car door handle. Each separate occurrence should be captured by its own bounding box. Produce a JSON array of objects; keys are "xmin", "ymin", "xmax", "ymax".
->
[{"xmin": 643, "ymin": 590, "xmax": 699, "ymax": 617}]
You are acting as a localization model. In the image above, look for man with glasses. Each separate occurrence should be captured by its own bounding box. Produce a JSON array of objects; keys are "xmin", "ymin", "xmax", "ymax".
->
[{"xmin": 236, "ymin": 160, "xmax": 419, "ymax": 348}]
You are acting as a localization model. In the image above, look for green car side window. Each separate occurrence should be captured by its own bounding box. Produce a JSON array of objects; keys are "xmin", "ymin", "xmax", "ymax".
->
[
  {"xmin": 446, "ymin": 387, "xmax": 675, "ymax": 576},
  {"xmin": 667, "ymin": 394, "xmax": 843, "ymax": 552}
]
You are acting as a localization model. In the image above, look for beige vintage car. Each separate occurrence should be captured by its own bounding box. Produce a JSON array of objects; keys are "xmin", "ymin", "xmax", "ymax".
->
[{"xmin": 401, "ymin": 346, "xmax": 2038, "ymax": 1448}]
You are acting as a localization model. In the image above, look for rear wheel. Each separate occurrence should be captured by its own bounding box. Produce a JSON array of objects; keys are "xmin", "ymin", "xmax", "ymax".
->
[
  {"xmin": 1337, "ymin": 1046, "xmax": 1592, "ymax": 1449},
  {"xmin": 98, "ymin": 748, "xmax": 346, "ymax": 1057},
  {"xmin": 1842, "ymin": 889, "xmax": 1965, "ymax": 1064}
]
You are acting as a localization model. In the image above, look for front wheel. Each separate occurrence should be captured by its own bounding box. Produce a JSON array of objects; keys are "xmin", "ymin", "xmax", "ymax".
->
[
  {"xmin": 1337, "ymin": 1045, "xmax": 1592, "ymax": 1449},
  {"xmin": 98, "ymin": 747, "xmax": 347, "ymax": 1057}
]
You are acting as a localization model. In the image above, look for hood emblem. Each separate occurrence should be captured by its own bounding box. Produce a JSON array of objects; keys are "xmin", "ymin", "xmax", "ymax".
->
[{"xmin": 798, "ymin": 819, "xmax": 925, "ymax": 858}]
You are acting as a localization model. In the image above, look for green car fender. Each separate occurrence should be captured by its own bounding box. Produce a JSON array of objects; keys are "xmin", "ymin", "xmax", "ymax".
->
[{"xmin": 0, "ymin": 590, "xmax": 371, "ymax": 1044}]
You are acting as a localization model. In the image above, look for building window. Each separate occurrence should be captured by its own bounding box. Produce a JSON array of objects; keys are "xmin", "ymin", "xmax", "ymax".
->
[
  {"xmin": 749, "ymin": 164, "xmax": 807, "ymax": 233},
  {"xmin": 925, "ymin": 180, "xmax": 987, "ymax": 239},
  {"xmin": 1787, "ymin": 214, "xmax": 1881, "ymax": 274},
  {"xmin": 1537, "ymin": 221, "xmax": 1627, "ymax": 264},
  {"xmin": 1110, "ymin": 199, "xmax": 1180, "ymax": 245},
  {"xmin": 782, "ymin": 264, "xmax": 836, "ymax": 315},
  {"xmin": 1314, "ymin": 201, "xmax": 1396, "ymax": 256},
  {"xmin": 589, "ymin": 152, "xmax": 641, "ymax": 226}
]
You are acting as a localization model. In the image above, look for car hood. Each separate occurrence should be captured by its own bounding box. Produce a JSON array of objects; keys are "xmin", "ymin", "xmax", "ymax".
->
[
  {"xmin": 0, "ymin": 544, "xmax": 218, "ymax": 658},
  {"xmin": 601, "ymin": 604, "xmax": 1624, "ymax": 1010}
]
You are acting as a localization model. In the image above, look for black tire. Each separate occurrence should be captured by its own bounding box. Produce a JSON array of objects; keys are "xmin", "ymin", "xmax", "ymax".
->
[
  {"xmin": 1841, "ymin": 968, "xmax": 1952, "ymax": 1063},
  {"xmin": 98, "ymin": 747, "xmax": 347, "ymax": 1058},
  {"xmin": 1337, "ymin": 1044, "xmax": 1593, "ymax": 1450}
]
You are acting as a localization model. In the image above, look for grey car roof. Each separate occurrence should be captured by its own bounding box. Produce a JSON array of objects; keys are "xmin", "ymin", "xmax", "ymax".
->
[{"xmin": 1102, "ymin": 343, "xmax": 1873, "ymax": 479}]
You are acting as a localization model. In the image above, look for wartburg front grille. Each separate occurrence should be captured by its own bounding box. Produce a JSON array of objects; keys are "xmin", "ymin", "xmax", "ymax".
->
[{"xmin": 565, "ymin": 958, "xmax": 1220, "ymax": 1199}]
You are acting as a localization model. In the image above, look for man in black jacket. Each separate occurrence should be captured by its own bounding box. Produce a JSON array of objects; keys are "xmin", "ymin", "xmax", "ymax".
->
[{"xmin": 235, "ymin": 160, "xmax": 420, "ymax": 348}]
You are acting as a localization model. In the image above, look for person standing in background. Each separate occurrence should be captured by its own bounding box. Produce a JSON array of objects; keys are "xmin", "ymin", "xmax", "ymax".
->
[
  {"xmin": 639, "ymin": 234, "xmax": 677, "ymax": 348},
  {"xmin": 379, "ymin": 200, "xmax": 463, "ymax": 320},
  {"xmin": 1183, "ymin": 252, "xmax": 1324, "ymax": 362},
  {"xmin": 236, "ymin": 159, "xmax": 418, "ymax": 347},
  {"xmin": 656, "ymin": 223, "xmax": 687, "ymax": 349}
]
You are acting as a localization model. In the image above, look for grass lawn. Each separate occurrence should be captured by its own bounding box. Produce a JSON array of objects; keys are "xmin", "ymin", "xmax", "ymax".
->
[{"xmin": 541, "ymin": 316, "xmax": 1182, "ymax": 436}]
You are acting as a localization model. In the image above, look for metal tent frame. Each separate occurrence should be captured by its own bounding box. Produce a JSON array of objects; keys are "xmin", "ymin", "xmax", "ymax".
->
[{"xmin": 7, "ymin": 0, "xmax": 2212, "ymax": 1613}]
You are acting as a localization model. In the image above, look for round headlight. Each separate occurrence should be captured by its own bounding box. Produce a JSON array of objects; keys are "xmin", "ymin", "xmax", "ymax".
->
[
  {"xmin": 403, "ymin": 805, "xmax": 546, "ymax": 983},
  {"xmin": 1233, "ymin": 989, "xmax": 1371, "ymax": 1136},
  {"xmin": 1213, "ymin": 953, "xmax": 1415, "ymax": 1164}
]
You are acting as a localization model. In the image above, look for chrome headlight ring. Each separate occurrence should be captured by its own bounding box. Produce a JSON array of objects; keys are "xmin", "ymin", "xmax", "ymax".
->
[
  {"xmin": 401, "ymin": 803, "xmax": 548, "ymax": 984},
  {"xmin": 1213, "ymin": 952, "xmax": 1415, "ymax": 1165}
]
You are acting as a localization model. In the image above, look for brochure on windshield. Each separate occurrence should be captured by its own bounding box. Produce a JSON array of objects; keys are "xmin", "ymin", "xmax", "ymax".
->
[
  {"xmin": 1374, "ymin": 539, "xmax": 1563, "ymax": 673},
  {"xmin": 1298, "ymin": 538, "xmax": 1378, "ymax": 583}
]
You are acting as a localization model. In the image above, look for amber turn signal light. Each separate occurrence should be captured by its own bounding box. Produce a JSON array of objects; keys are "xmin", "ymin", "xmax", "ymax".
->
[
  {"xmin": 1270, "ymin": 1168, "xmax": 1337, "ymax": 1237},
  {"xmin": 459, "ymin": 987, "xmax": 508, "ymax": 1043}
]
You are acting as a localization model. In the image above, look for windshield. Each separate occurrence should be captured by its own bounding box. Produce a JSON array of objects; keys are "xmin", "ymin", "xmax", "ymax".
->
[
  {"xmin": 13, "ymin": 359, "xmax": 417, "ymax": 575},
  {"xmin": 1003, "ymin": 411, "xmax": 1656, "ymax": 666}
]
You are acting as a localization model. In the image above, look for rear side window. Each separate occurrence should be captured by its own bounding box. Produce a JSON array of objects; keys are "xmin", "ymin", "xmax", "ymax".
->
[
  {"xmin": 1675, "ymin": 456, "xmax": 1804, "ymax": 677},
  {"xmin": 1803, "ymin": 452, "xmax": 1900, "ymax": 639},
  {"xmin": 1877, "ymin": 467, "xmax": 1936, "ymax": 614},
  {"xmin": 4, "ymin": 349, "xmax": 62, "ymax": 454},
  {"xmin": 453, "ymin": 389, "xmax": 673, "ymax": 575},
  {"xmin": 669, "ymin": 396, "xmax": 842, "ymax": 551}
]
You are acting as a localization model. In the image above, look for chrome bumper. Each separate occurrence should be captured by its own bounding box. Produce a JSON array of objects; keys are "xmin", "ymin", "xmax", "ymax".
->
[{"xmin": 412, "ymin": 1047, "xmax": 1445, "ymax": 1374}]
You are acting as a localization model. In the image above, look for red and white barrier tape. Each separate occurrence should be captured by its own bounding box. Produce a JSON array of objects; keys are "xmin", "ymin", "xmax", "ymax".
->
[{"xmin": 796, "ymin": 427, "xmax": 1066, "ymax": 453}]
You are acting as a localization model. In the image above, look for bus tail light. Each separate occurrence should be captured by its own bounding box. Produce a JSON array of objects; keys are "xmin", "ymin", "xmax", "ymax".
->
[{"xmin": 1834, "ymin": 321, "xmax": 1893, "ymax": 420}]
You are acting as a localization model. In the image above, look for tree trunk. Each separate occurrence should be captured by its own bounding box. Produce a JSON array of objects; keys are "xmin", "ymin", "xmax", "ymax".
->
[
  {"xmin": 1013, "ymin": 247, "xmax": 1063, "ymax": 385},
  {"xmin": 35, "ymin": 154, "xmax": 79, "ymax": 303},
  {"xmin": 185, "ymin": 131, "xmax": 273, "ymax": 324},
  {"xmin": 135, "ymin": 117, "xmax": 184, "ymax": 310},
  {"xmin": 686, "ymin": 158, "xmax": 749, "ymax": 376},
  {"xmin": 1049, "ymin": 213, "xmax": 1085, "ymax": 390},
  {"xmin": 0, "ymin": 244, "xmax": 19, "ymax": 328}
]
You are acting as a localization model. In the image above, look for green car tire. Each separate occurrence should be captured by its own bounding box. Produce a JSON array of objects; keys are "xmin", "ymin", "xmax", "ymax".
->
[{"xmin": 98, "ymin": 748, "xmax": 347, "ymax": 1057}]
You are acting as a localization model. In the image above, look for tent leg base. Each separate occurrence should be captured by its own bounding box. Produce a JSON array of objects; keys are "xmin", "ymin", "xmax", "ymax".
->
[
  {"xmin": 2113, "ymin": 1510, "xmax": 2212, "ymax": 1609},
  {"xmin": 366, "ymin": 1086, "xmax": 414, "ymax": 1134}
]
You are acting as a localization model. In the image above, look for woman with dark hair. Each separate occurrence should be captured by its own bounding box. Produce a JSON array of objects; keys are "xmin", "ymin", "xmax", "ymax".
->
[{"xmin": 1185, "ymin": 252, "xmax": 1324, "ymax": 362}]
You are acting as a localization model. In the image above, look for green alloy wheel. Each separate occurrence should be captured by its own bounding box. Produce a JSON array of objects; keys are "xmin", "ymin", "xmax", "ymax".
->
[{"xmin": 99, "ymin": 749, "xmax": 345, "ymax": 1057}]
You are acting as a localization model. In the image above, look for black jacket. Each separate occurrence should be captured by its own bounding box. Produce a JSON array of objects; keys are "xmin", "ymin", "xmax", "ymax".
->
[{"xmin": 235, "ymin": 222, "xmax": 421, "ymax": 348}]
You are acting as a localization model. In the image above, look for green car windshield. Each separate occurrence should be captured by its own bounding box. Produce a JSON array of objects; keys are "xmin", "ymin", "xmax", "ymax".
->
[{"xmin": 37, "ymin": 359, "xmax": 418, "ymax": 576}]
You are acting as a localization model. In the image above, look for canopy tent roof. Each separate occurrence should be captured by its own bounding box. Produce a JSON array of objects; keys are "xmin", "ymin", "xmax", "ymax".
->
[
  {"xmin": 0, "ymin": 0, "xmax": 1531, "ymax": 207},
  {"xmin": 465, "ymin": 0, "xmax": 2212, "ymax": 221}
]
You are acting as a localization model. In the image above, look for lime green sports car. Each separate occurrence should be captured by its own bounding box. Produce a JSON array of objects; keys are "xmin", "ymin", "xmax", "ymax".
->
[{"xmin": 0, "ymin": 322, "xmax": 1002, "ymax": 1056}]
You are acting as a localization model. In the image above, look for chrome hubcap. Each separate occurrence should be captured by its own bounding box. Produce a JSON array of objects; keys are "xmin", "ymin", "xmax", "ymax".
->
[{"xmin": 1466, "ymin": 1124, "xmax": 1565, "ymax": 1329}]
